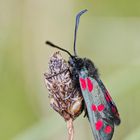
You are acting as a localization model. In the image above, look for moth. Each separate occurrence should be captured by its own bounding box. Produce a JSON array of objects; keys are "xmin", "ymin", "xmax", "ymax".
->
[{"xmin": 46, "ymin": 9, "xmax": 121, "ymax": 140}]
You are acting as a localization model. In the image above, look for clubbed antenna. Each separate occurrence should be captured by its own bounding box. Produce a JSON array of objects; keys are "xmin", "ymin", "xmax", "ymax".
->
[
  {"xmin": 46, "ymin": 41, "xmax": 73, "ymax": 58},
  {"xmin": 73, "ymin": 9, "xmax": 87, "ymax": 56}
]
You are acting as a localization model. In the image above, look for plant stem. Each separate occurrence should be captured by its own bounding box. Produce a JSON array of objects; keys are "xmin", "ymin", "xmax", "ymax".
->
[{"xmin": 67, "ymin": 118, "xmax": 74, "ymax": 140}]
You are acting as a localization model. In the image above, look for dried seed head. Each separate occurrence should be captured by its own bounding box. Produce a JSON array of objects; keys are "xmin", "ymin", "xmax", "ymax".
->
[
  {"xmin": 44, "ymin": 51, "xmax": 83, "ymax": 121},
  {"xmin": 48, "ymin": 52, "xmax": 68, "ymax": 74}
]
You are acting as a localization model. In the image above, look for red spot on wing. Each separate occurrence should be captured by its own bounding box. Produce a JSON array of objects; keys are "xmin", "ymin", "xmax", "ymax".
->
[
  {"xmin": 104, "ymin": 125, "xmax": 112, "ymax": 134},
  {"xmin": 105, "ymin": 95, "xmax": 110, "ymax": 102},
  {"xmin": 112, "ymin": 106, "xmax": 120, "ymax": 121},
  {"xmin": 87, "ymin": 78, "xmax": 93, "ymax": 92},
  {"xmin": 80, "ymin": 78, "xmax": 86, "ymax": 90},
  {"xmin": 111, "ymin": 106, "xmax": 116, "ymax": 113},
  {"xmin": 95, "ymin": 120, "xmax": 103, "ymax": 131},
  {"xmin": 105, "ymin": 90, "xmax": 112, "ymax": 102},
  {"xmin": 97, "ymin": 104, "xmax": 105, "ymax": 112},
  {"xmin": 91, "ymin": 104, "xmax": 97, "ymax": 111}
]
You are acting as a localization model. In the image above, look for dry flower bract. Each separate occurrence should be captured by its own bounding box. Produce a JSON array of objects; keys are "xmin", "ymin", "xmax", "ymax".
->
[{"xmin": 44, "ymin": 52, "xmax": 83, "ymax": 121}]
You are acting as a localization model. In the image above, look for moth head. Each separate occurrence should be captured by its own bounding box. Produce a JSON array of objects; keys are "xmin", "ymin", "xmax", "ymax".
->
[{"xmin": 68, "ymin": 56, "xmax": 84, "ymax": 69}]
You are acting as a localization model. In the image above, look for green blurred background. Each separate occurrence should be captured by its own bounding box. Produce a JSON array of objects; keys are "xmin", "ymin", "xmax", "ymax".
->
[{"xmin": 0, "ymin": 0, "xmax": 140, "ymax": 140}]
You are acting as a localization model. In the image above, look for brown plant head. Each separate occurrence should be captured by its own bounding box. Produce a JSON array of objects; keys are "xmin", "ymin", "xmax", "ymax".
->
[{"xmin": 44, "ymin": 52, "xmax": 83, "ymax": 121}]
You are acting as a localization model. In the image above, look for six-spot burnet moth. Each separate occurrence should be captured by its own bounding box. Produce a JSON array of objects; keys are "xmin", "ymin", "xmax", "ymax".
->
[{"xmin": 46, "ymin": 9, "xmax": 121, "ymax": 140}]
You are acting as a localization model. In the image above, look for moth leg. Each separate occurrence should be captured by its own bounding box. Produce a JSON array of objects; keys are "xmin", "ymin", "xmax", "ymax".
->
[{"xmin": 83, "ymin": 103, "xmax": 89, "ymax": 119}]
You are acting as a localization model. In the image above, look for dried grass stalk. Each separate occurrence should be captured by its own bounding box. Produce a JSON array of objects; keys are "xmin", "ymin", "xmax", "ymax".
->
[{"xmin": 67, "ymin": 118, "xmax": 74, "ymax": 140}]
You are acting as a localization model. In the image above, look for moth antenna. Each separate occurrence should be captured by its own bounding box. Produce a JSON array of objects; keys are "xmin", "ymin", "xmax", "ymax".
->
[
  {"xmin": 46, "ymin": 41, "xmax": 73, "ymax": 58},
  {"xmin": 73, "ymin": 9, "xmax": 88, "ymax": 56}
]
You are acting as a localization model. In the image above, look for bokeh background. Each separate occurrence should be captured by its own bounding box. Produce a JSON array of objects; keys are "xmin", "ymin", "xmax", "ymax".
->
[{"xmin": 0, "ymin": 0, "xmax": 140, "ymax": 140}]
